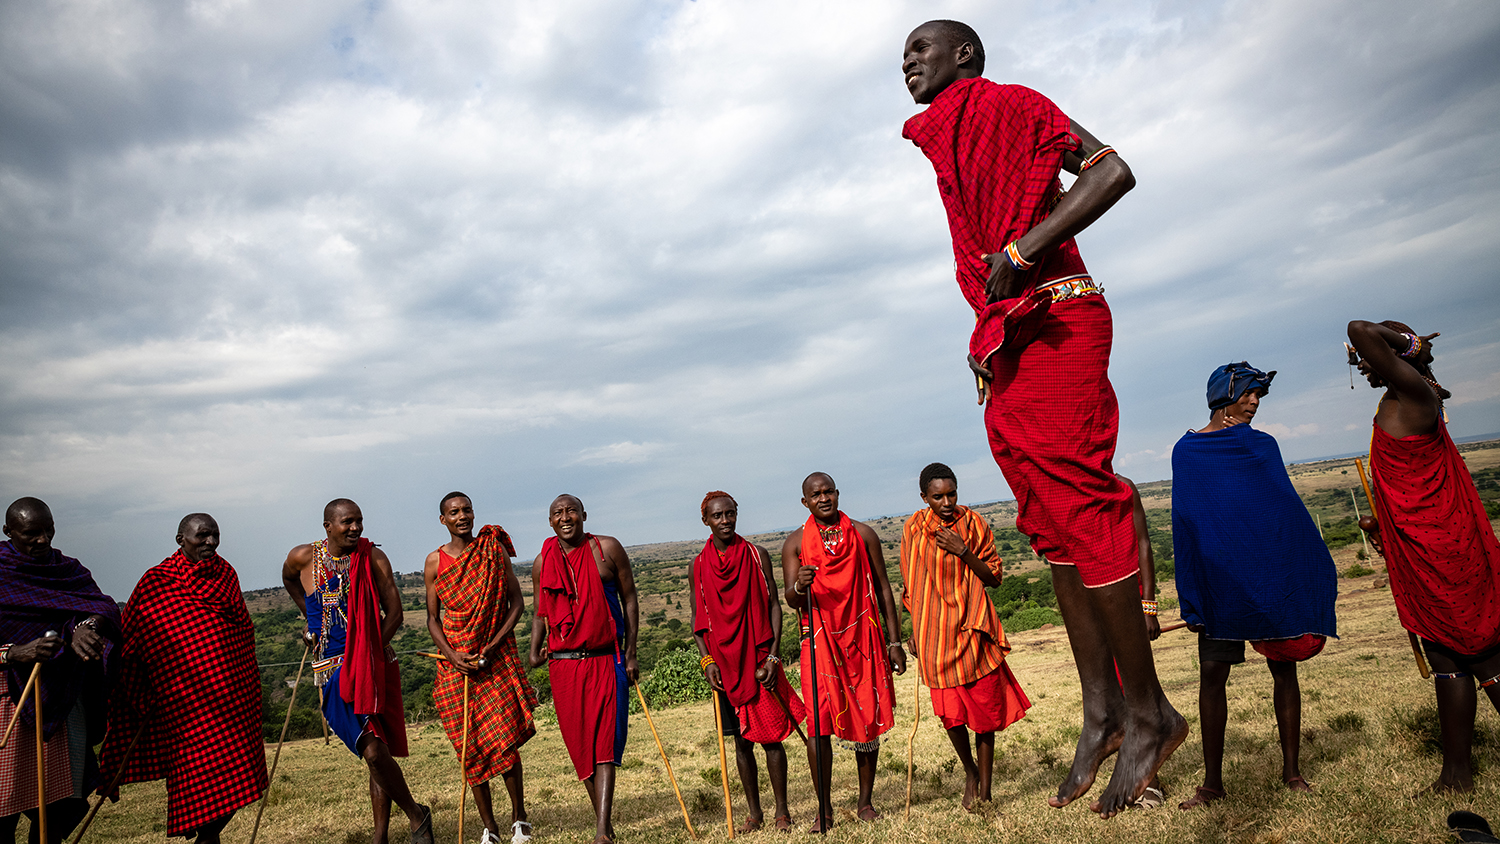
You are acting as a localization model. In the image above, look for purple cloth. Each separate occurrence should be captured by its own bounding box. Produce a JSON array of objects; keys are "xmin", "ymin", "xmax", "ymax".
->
[{"xmin": 0, "ymin": 540, "xmax": 119, "ymax": 737}]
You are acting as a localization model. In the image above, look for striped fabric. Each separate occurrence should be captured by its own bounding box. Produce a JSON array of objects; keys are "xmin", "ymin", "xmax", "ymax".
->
[{"xmin": 900, "ymin": 506, "xmax": 1009, "ymax": 689}]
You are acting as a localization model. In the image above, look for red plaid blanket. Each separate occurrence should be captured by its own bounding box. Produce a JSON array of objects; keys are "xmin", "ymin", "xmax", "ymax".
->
[
  {"xmin": 434, "ymin": 526, "xmax": 537, "ymax": 782},
  {"xmin": 98, "ymin": 551, "xmax": 266, "ymax": 835}
]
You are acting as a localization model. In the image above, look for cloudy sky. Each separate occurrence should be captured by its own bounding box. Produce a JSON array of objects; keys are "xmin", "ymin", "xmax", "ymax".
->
[{"xmin": 3, "ymin": 0, "xmax": 1497, "ymax": 598}]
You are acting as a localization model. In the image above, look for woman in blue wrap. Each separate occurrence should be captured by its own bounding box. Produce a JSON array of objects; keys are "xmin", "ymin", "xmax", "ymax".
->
[{"xmin": 1171, "ymin": 363, "xmax": 1338, "ymax": 810}]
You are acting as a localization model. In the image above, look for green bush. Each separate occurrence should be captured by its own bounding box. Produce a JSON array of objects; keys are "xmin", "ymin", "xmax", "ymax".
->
[
  {"xmin": 1342, "ymin": 563, "xmax": 1375, "ymax": 579},
  {"xmin": 1006, "ymin": 606, "xmax": 1064, "ymax": 632},
  {"xmin": 638, "ymin": 647, "xmax": 711, "ymax": 709},
  {"xmin": 528, "ymin": 667, "xmax": 551, "ymax": 703}
]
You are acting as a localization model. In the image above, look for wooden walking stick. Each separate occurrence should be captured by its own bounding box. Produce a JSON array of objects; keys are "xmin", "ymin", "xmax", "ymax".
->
[
  {"xmin": 766, "ymin": 667, "xmax": 807, "ymax": 747},
  {"xmin": 712, "ymin": 691, "xmax": 735, "ymax": 838},
  {"xmin": 0, "ymin": 661, "xmax": 42, "ymax": 749},
  {"xmin": 905, "ymin": 674, "xmax": 920, "ymax": 821},
  {"xmin": 69, "ymin": 718, "xmax": 148, "ymax": 844},
  {"xmin": 633, "ymin": 683, "xmax": 698, "ymax": 840},
  {"xmin": 1160, "ymin": 621, "xmax": 1189, "ymax": 634},
  {"xmin": 248, "ymin": 642, "xmax": 310, "ymax": 844},
  {"xmin": 1355, "ymin": 458, "xmax": 1430, "ymax": 679},
  {"xmin": 318, "ymin": 686, "xmax": 329, "ymax": 745},
  {"xmin": 458, "ymin": 674, "xmax": 470, "ymax": 844}
]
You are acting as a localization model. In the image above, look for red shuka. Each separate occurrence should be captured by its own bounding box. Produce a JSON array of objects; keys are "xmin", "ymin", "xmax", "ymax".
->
[
  {"xmin": 798, "ymin": 513, "xmax": 894, "ymax": 743},
  {"xmin": 98, "ymin": 552, "xmax": 267, "ymax": 836},
  {"xmin": 1370, "ymin": 420, "xmax": 1500, "ymax": 655},
  {"xmin": 693, "ymin": 536, "xmax": 805, "ymax": 744}
]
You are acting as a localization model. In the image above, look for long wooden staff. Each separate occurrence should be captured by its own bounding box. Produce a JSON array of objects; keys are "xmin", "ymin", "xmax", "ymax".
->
[
  {"xmin": 69, "ymin": 718, "xmax": 148, "ymax": 844},
  {"xmin": 1160, "ymin": 621, "xmax": 1188, "ymax": 634},
  {"xmin": 0, "ymin": 662, "xmax": 43, "ymax": 749},
  {"xmin": 766, "ymin": 667, "xmax": 807, "ymax": 747},
  {"xmin": 711, "ymin": 691, "xmax": 734, "ymax": 838},
  {"xmin": 633, "ymin": 683, "xmax": 697, "ymax": 839},
  {"xmin": 248, "ymin": 643, "xmax": 310, "ymax": 844},
  {"xmin": 35, "ymin": 661, "xmax": 46, "ymax": 844},
  {"xmin": 905, "ymin": 674, "xmax": 920, "ymax": 821},
  {"xmin": 1354, "ymin": 458, "xmax": 1430, "ymax": 679},
  {"xmin": 458, "ymin": 674, "xmax": 471, "ymax": 844}
]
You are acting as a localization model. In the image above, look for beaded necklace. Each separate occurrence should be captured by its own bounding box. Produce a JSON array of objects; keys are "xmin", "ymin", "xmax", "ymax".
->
[
  {"xmin": 312, "ymin": 539, "xmax": 352, "ymax": 658},
  {"xmin": 818, "ymin": 523, "xmax": 845, "ymax": 555}
]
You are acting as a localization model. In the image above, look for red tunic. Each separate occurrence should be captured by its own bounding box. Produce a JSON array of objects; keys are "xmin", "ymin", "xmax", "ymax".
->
[
  {"xmin": 905, "ymin": 77, "xmax": 1136, "ymax": 588},
  {"xmin": 797, "ymin": 513, "xmax": 894, "ymax": 743},
  {"xmin": 1370, "ymin": 420, "xmax": 1500, "ymax": 655},
  {"xmin": 692, "ymin": 536, "xmax": 805, "ymax": 744}
]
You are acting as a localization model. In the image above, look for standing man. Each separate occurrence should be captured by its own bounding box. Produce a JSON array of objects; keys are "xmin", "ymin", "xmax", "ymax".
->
[
  {"xmin": 901, "ymin": 20, "xmax": 1186, "ymax": 817},
  {"xmin": 528, "ymin": 495, "xmax": 638, "ymax": 844},
  {"xmin": 425, "ymin": 492, "xmax": 538, "ymax": 844},
  {"xmin": 282, "ymin": 499, "xmax": 433, "ymax": 844},
  {"xmin": 1349, "ymin": 319, "xmax": 1500, "ymax": 793},
  {"xmin": 900, "ymin": 464, "xmax": 1030, "ymax": 813},
  {"xmin": 782, "ymin": 473, "xmax": 904, "ymax": 831},
  {"xmin": 691, "ymin": 492, "xmax": 805, "ymax": 833},
  {"xmin": 1171, "ymin": 364, "xmax": 1338, "ymax": 809},
  {"xmin": 98, "ymin": 514, "xmax": 267, "ymax": 842},
  {"xmin": 0, "ymin": 498, "xmax": 118, "ymax": 844}
]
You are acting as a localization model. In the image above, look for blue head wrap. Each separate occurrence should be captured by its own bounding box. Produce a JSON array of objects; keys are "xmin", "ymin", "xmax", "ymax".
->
[{"xmin": 1206, "ymin": 362, "xmax": 1275, "ymax": 410}]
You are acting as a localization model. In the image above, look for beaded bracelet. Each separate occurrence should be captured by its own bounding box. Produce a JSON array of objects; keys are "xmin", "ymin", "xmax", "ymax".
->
[
  {"xmin": 1481, "ymin": 674, "xmax": 1499, "ymax": 689},
  {"xmin": 0, "ymin": 645, "xmax": 9, "ymax": 665},
  {"xmin": 1398, "ymin": 333, "xmax": 1423, "ymax": 359},
  {"xmin": 699, "ymin": 654, "xmax": 716, "ymax": 671},
  {"xmin": 1004, "ymin": 241, "xmax": 1034, "ymax": 272},
  {"xmin": 764, "ymin": 655, "xmax": 780, "ymax": 667},
  {"xmin": 1141, "ymin": 600, "xmax": 1159, "ymax": 617},
  {"xmin": 1078, "ymin": 145, "xmax": 1117, "ymax": 172}
]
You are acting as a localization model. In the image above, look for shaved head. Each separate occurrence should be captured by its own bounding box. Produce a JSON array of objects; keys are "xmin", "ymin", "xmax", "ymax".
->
[
  {"xmin": 177, "ymin": 512, "xmax": 218, "ymax": 536},
  {"xmin": 918, "ymin": 19, "xmax": 985, "ymax": 75},
  {"xmin": 552, "ymin": 493, "xmax": 583, "ymax": 511},
  {"xmin": 439, "ymin": 491, "xmax": 470, "ymax": 513},
  {"xmin": 801, "ymin": 472, "xmax": 835, "ymax": 496},
  {"xmin": 5, "ymin": 497, "xmax": 51, "ymax": 528},
  {"xmin": 323, "ymin": 498, "xmax": 359, "ymax": 522}
]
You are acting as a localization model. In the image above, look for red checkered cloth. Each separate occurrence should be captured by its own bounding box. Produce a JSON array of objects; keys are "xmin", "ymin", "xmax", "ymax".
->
[
  {"xmin": 902, "ymin": 76, "xmax": 1088, "ymax": 358},
  {"xmin": 97, "ymin": 552, "xmax": 267, "ymax": 836},
  {"xmin": 0, "ymin": 672, "xmax": 73, "ymax": 816},
  {"xmin": 433, "ymin": 526, "xmax": 538, "ymax": 784}
]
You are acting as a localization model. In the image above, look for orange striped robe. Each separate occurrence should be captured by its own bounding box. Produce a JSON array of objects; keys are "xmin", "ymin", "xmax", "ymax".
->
[{"xmin": 900, "ymin": 506, "xmax": 1010, "ymax": 689}]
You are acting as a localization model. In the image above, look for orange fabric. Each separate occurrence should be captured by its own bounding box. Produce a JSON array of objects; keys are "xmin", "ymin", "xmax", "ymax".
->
[
  {"xmin": 433, "ymin": 527, "xmax": 538, "ymax": 783},
  {"xmin": 900, "ymin": 506, "xmax": 1010, "ymax": 689},
  {"xmin": 797, "ymin": 512, "xmax": 894, "ymax": 743}
]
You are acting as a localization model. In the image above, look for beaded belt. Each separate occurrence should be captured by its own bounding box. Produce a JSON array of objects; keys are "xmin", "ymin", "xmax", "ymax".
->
[
  {"xmin": 312, "ymin": 655, "xmax": 343, "ymax": 676},
  {"xmin": 1037, "ymin": 275, "xmax": 1102, "ymax": 303},
  {"xmin": 548, "ymin": 647, "xmax": 615, "ymax": 661}
]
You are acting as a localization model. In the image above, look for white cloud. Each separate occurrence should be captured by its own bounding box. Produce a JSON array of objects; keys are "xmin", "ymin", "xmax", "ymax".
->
[{"xmin": 569, "ymin": 441, "xmax": 664, "ymax": 466}]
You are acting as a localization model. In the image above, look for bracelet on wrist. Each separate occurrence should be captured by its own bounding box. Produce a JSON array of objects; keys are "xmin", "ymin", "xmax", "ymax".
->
[
  {"xmin": 793, "ymin": 581, "xmax": 807, "ymax": 596},
  {"xmin": 886, "ymin": 641, "xmax": 903, "ymax": 650},
  {"xmin": 1398, "ymin": 333, "xmax": 1423, "ymax": 359},
  {"xmin": 699, "ymin": 654, "xmax": 716, "ymax": 672},
  {"xmin": 0, "ymin": 645, "xmax": 9, "ymax": 664},
  {"xmin": 1141, "ymin": 600, "xmax": 1159, "ymax": 617},
  {"xmin": 1004, "ymin": 241, "xmax": 1035, "ymax": 272},
  {"xmin": 77, "ymin": 617, "xmax": 97, "ymax": 630},
  {"xmin": 764, "ymin": 655, "xmax": 780, "ymax": 666}
]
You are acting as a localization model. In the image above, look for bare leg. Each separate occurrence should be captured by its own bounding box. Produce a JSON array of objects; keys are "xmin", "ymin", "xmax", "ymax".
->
[
  {"xmin": 976, "ymin": 732, "xmax": 995, "ymax": 802},
  {"xmin": 733, "ymin": 734, "xmax": 763, "ymax": 824},
  {"xmin": 1047, "ymin": 564, "xmax": 1125, "ymax": 809},
  {"xmin": 583, "ymin": 763, "xmax": 617, "ymax": 842},
  {"xmin": 1266, "ymin": 659, "xmax": 1306, "ymax": 788},
  {"xmin": 502, "ymin": 759, "xmax": 528, "ymax": 824},
  {"xmin": 764, "ymin": 741, "xmax": 791, "ymax": 821},
  {"xmin": 472, "ymin": 780, "xmax": 497, "ymax": 835},
  {"xmin": 1426, "ymin": 649, "xmax": 1478, "ymax": 793},
  {"xmin": 359, "ymin": 734, "xmax": 425, "ymax": 836},
  {"xmin": 195, "ymin": 812, "xmax": 235, "ymax": 844},
  {"xmin": 805, "ymin": 736, "xmax": 834, "ymax": 831},
  {"xmin": 855, "ymin": 748, "xmax": 881, "ymax": 819},
  {"xmin": 945, "ymin": 725, "xmax": 980, "ymax": 810},
  {"xmin": 369, "ymin": 774, "xmax": 392, "ymax": 844},
  {"xmin": 1197, "ymin": 660, "xmax": 1231, "ymax": 796}
]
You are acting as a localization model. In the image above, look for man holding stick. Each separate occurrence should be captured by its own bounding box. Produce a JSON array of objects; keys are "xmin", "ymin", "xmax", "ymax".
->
[
  {"xmin": 528, "ymin": 495, "xmax": 638, "ymax": 844},
  {"xmin": 1349, "ymin": 319, "xmax": 1500, "ymax": 793},
  {"xmin": 691, "ymin": 491, "xmax": 805, "ymax": 833},
  {"xmin": 425, "ymin": 492, "xmax": 538, "ymax": 844},
  {"xmin": 899, "ymin": 464, "xmax": 1030, "ymax": 813},
  {"xmin": 97, "ymin": 514, "xmax": 266, "ymax": 842},
  {"xmin": 900, "ymin": 19, "xmax": 1186, "ymax": 817},
  {"xmin": 782, "ymin": 473, "xmax": 905, "ymax": 832},
  {"xmin": 281, "ymin": 499, "xmax": 433, "ymax": 844},
  {"xmin": 0, "ymin": 498, "xmax": 117, "ymax": 844},
  {"xmin": 1171, "ymin": 363, "xmax": 1338, "ymax": 809}
]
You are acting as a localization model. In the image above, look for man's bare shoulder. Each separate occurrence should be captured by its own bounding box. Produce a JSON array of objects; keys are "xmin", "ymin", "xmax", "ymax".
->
[
  {"xmin": 851, "ymin": 520, "xmax": 881, "ymax": 542},
  {"xmin": 423, "ymin": 549, "xmax": 444, "ymax": 577},
  {"xmin": 782, "ymin": 527, "xmax": 804, "ymax": 556},
  {"xmin": 284, "ymin": 543, "xmax": 317, "ymax": 570},
  {"xmin": 752, "ymin": 543, "xmax": 775, "ymax": 564}
]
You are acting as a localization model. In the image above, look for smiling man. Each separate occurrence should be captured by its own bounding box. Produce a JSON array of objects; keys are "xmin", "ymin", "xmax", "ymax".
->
[
  {"xmin": 425, "ymin": 492, "xmax": 538, "ymax": 844},
  {"xmin": 0, "ymin": 498, "xmax": 119, "ymax": 843},
  {"xmin": 691, "ymin": 492, "xmax": 804, "ymax": 833},
  {"xmin": 782, "ymin": 473, "xmax": 904, "ymax": 832},
  {"xmin": 528, "ymin": 495, "xmax": 638, "ymax": 844},
  {"xmin": 900, "ymin": 19, "xmax": 1185, "ymax": 817},
  {"xmin": 1171, "ymin": 363, "xmax": 1338, "ymax": 809},
  {"xmin": 900, "ymin": 464, "xmax": 1030, "ymax": 813},
  {"xmin": 99, "ymin": 514, "xmax": 266, "ymax": 843},
  {"xmin": 282, "ymin": 499, "xmax": 432, "ymax": 844}
]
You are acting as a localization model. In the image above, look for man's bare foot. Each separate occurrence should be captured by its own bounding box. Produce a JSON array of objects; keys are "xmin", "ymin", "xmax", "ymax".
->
[
  {"xmin": 1285, "ymin": 776, "xmax": 1313, "ymax": 793},
  {"xmin": 1415, "ymin": 776, "xmax": 1474, "ymax": 797},
  {"xmin": 1048, "ymin": 719, "xmax": 1124, "ymax": 808},
  {"xmin": 962, "ymin": 769, "xmax": 979, "ymax": 811},
  {"xmin": 1090, "ymin": 706, "xmax": 1189, "ymax": 819},
  {"xmin": 856, "ymin": 805, "xmax": 882, "ymax": 822}
]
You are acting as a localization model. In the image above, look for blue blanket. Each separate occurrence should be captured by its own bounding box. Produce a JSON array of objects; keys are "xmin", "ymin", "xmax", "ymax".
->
[{"xmin": 1172, "ymin": 425, "xmax": 1338, "ymax": 641}]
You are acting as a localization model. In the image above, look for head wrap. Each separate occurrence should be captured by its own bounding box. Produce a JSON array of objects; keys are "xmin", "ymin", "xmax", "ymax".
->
[{"xmin": 1207, "ymin": 362, "xmax": 1275, "ymax": 410}]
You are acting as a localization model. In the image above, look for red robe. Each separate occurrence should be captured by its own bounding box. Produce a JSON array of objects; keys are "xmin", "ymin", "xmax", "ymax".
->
[
  {"xmin": 1370, "ymin": 420, "xmax": 1500, "ymax": 655},
  {"xmin": 99, "ymin": 552, "xmax": 266, "ymax": 835},
  {"xmin": 536, "ymin": 535, "xmax": 625, "ymax": 779},
  {"xmin": 340, "ymin": 538, "xmax": 407, "ymax": 755},
  {"xmin": 904, "ymin": 76, "xmax": 1136, "ymax": 588},
  {"xmin": 797, "ymin": 513, "xmax": 894, "ymax": 743},
  {"xmin": 692, "ymin": 536, "xmax": 805, "ymax": 744}
]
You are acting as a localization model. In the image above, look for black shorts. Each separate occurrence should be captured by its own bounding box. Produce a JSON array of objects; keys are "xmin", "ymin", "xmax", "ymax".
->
[
  {"xmin": 1420, "ymin": 637, "xmax": 1500, "ymax": 667},
  {"xmin": 713, "ymin": 689, "xmax": 741, "ymax": 736},
  {"xmin": 1198, "ymin": 634, "xmax": 1246, "ymax": 665}
]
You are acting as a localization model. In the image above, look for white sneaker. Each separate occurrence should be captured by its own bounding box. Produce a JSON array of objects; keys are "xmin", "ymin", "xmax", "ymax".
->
[{"xmin": 510, "ymin": 820, "xmax": 534, "ymax": 844}]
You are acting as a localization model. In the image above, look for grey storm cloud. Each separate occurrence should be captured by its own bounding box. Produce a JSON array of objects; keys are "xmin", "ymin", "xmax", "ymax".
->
[{"xmin": 1, "ymin": 0, "xmax": 1496, "ymax": 598}]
